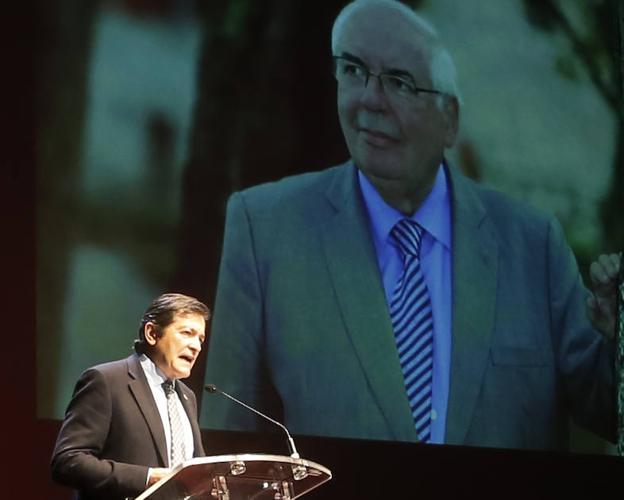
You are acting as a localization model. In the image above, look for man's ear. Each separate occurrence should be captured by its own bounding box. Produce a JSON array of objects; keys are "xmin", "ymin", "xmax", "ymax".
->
[
  {"xmin": 144, "ymin": 322, "xmax": 159, "ymax": 346},
  {"xmin": 443, "ymin": 95, "xmax": 459, "ymax": 148}
]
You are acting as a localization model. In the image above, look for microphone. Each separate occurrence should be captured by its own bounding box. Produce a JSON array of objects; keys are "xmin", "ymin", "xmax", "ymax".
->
[{"xmin": 205, "ymin": 384, "xmax": 301, "ymax": 459}]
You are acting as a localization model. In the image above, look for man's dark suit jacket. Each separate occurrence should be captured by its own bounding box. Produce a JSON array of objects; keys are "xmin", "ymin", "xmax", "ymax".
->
[
  {"xmin": 201, "ymin": 161, "xmax": 615, "ymax": 450},
  {"xmin": 52, "ymin": 353, "xmax": 205, "ymax": 500}
]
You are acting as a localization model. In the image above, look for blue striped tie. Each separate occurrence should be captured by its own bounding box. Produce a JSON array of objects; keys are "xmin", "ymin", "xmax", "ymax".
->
[{"xmin": 390, "ymin": 219, "xmax": 434, "ymax": 443}]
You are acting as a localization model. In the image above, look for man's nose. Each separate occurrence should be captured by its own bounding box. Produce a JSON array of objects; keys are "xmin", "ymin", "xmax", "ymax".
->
[
  {"xmin": 360, "ymin": 74, "xmax": 389, "ymax": 111},
  {"xmin": 189, "ymin": 336, "xmax": 202, "ymax": 352}
]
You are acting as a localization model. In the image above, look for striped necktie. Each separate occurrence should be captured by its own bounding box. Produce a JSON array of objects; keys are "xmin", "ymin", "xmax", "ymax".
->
[
  {"xmin": 390, "ymin": 219, "xmax": 434, "ymax": 443},
  {"xmin": 162, "ymin": 380, "xmax": 187, "ymax": 467}
]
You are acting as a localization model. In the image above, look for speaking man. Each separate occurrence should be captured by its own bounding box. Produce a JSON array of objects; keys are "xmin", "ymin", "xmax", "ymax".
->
[{"xmin": 52, "ymin": 293, "xmax": 210, "ymax": 499}]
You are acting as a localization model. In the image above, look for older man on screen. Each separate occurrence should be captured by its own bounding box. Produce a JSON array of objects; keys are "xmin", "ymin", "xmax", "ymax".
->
[{"xmin": 202, "ymin": 0, "xmax": 621, "ymax": 450}]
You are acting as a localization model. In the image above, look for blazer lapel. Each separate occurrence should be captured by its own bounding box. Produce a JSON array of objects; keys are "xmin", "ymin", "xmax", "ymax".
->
[
  {"xmin": 126, "ymin": 355, "xmax": 169, "ymax": 466},
  {"xmin": 320, "ymin": 164, "xmax": 419, "ymax": 442},
  {"xmin": 177, "ymin": 384, "xmax": 205, "ymax": 457},
  {"xmin": 445, "ymin": 166, "xmax": 498, "ymax": 445}
]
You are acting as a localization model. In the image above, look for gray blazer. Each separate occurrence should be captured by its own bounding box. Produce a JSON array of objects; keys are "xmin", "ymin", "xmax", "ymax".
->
[
  {"xmin": 201, "ymin": 162, "xmax": 615, "ymax": 450},
  {"xmin": 52, "ymin": 353, "xmax": 205, "ymax": 500}
]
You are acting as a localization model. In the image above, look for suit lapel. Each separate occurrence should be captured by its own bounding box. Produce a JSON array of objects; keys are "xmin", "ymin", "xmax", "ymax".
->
[
  {"xmin": 126, "ymin": 355, "xmax": 169, "ymax": 466},
  {"xmin": 320, "ymin": 164, "xmax": 418, "ymax": 442},
  {"xmin": 177, "ymin": 384, "xmax": 204, "ymax": 457},
  {"xmin": 445, "ymin": 166, "xmax": 498, "ymax": 445}
]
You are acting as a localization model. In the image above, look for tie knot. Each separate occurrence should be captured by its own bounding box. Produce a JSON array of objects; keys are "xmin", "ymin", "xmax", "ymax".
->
[
  {"xmin": 391, "ymin": 219, "xmax": 424, "ymax": 257},
  {"xmin": 162, "ymin": 380, "xmax": 175, "ymax": 396}
]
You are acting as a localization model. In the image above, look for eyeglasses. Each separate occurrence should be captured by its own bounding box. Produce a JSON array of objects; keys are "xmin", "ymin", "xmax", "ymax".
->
[{"xmin": 332, "ymin": 55, "xmax": 445, "ymax": 103}]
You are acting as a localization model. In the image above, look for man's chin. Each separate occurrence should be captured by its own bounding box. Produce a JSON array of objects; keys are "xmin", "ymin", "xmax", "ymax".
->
[
  {"xmin": 358, "ymin": 161, "xmax": 405, "ymax": 184},
  {"xmin": 354, "ymin": 146, "xmax": 401, "ymax": 174},
  {"xmin": 173, "ymin": 367, "xmax": 192, "ymax": 379}
]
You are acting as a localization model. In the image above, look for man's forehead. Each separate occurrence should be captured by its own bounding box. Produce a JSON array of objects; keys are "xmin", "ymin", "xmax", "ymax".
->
[
  {"xmin": 171, "ymin": 311, "xmax": 205, "ymax": 325},
  {"xmin": 334, "ymin": 6, "xmax": 430, "ymax": 69}
]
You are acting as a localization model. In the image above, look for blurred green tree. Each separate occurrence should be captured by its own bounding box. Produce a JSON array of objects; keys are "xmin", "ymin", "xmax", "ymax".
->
[{"xmin": 522, "ymin": 0, "xmax": 623, "ymax": 260}]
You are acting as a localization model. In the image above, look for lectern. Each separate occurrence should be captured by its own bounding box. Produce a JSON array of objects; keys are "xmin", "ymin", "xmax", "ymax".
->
[{"xmin": 135, "ymin": 454, "xmax": 332, "ymax": 500}]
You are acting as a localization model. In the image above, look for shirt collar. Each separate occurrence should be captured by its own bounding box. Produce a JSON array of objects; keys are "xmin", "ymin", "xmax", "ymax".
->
[
  {"xmin": 357, "ymin": 163, "xmax": 451, "ymax": 250},
  {"xmin": 139, "ymin": 353, "xmax": 175, "ymax": 389}
]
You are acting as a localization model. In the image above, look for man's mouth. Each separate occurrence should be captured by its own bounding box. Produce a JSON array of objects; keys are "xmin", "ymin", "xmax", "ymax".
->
[
  {"xmin": 179, "ymin": 354, "xmax": 195, "ymax": 364},
  {"xmin": 359, "ymin": 128, "xmax": 397, "ymax": 147}
]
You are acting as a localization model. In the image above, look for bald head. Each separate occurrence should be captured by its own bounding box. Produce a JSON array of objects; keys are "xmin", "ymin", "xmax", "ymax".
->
[{"xmin": 332, "ymin": 0, "xmax": 438, "ymax": 53}]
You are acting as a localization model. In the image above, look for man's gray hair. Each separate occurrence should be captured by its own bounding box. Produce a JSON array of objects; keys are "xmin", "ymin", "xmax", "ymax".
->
[{"xmin": 331, "ymin": 0, "xmax": 461, "ymax": 105}]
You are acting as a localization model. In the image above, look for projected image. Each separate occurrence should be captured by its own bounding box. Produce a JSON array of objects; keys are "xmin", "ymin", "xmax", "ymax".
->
[{"xmin": 38, "ymin": 0, "xmax": 622, "ymax": 456}]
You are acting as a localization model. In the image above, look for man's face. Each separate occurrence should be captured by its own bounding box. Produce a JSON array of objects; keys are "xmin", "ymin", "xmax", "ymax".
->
[
  {"xmin": 334, "ymin": 6, "xmax": 457, "ymax": 201},
  {"xmin": 145, "ymin": 312, "xmax": 206, "ymax": 380}
]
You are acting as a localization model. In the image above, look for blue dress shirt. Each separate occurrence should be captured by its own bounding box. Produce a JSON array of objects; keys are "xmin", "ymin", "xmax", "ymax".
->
[{"xmin": 357, "ymin": 165, "xmax": 452, "ymax": 444}]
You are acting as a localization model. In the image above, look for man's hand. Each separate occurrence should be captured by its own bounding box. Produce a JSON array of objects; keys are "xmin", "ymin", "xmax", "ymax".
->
[
  {"xmin": 147, "ymin": 467, "xmax": 172, "ymax": 487},
  {"xmin": 587, "ymin": 252, "xmax": 622, "ymax": 339}
]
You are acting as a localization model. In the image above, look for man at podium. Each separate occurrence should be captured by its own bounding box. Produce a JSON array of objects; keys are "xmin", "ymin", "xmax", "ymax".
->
[{"xmin": 51, "ymin": 293, "xmax": 210, "ymax": 500}]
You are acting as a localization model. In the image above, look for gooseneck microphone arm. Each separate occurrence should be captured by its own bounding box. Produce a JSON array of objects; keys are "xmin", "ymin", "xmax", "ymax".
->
[{"xmin": 204, "ymin": 384, "xmax": 300, "ymax": 459}]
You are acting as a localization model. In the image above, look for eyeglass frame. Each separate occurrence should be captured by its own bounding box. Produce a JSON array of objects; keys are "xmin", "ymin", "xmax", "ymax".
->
[{"xmin": 332, "ymin": 54, "xmax": 447, "ymax": 101}]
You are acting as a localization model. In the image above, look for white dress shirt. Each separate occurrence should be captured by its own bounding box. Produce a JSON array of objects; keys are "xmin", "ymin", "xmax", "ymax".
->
[{"xmin": 139, "ymin": 354, "xmax": 194, "ymax": 466}]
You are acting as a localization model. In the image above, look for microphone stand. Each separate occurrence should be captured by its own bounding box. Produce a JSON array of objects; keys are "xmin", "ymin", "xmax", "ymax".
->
[{"xmin": 205, "ymin": 384, "xmax": 300, "ymax": 459}]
